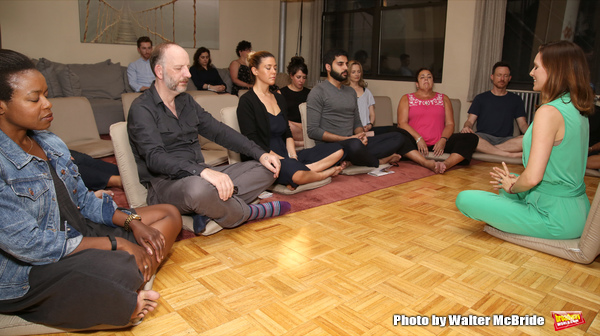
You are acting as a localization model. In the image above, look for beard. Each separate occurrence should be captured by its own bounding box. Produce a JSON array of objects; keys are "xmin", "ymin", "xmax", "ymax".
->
[
  {"xmin": 330, "ymin": 68, "xmax": 348, "ymax": 82},
  {"xmin": 165, "ymin": 74, "xmax": 187, "ymax": 93}
]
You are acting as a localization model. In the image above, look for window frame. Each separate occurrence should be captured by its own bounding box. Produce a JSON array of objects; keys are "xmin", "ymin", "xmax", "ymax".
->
[{"xmin": 321, "ymin": 0, "xmax": 448, "ymax": 82}]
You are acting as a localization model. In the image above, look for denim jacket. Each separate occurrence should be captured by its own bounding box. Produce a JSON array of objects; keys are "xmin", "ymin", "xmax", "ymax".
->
[{"xmin": 0, "ymin": 130, "xmax": 117, "ymax": 300}]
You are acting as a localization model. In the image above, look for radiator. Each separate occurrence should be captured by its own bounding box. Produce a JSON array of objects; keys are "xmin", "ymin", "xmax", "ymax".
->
[{"xmin": 508, "ymin": 90, "xmax": 540, "ymax": 123}]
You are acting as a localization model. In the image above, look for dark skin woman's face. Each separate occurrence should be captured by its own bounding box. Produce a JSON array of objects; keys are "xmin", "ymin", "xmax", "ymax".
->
[{"xmin": 0, "ymin": 70, "xmax": 53, "ymax": 133}]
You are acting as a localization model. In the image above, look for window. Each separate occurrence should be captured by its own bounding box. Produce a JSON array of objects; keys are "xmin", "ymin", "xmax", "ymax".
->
[
  {"xmin": 502, "ymin": 0, "xmax": 600, "ymax": 93},
  {"xmin": 322, "ymin": 0, "xmax": 448, "ymax": 81}
]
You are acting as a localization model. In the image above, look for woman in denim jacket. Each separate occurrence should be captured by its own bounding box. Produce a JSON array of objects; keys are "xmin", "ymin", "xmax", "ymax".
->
[{"xmin": 0, "ymin": 50, "xmax": 182, "ymax": 329}]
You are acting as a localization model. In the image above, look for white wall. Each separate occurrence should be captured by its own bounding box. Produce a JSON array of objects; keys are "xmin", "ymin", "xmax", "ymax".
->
[
  {"xmin": 0, "ymin": 0, "xmax": 477, "ymax": 123},
  {"xmin": 0, "ymin": 0, "xmax": 281, "ymax": 68}
]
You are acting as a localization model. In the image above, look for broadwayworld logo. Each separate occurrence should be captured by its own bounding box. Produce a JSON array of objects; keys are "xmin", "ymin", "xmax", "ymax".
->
[{"xmin": 551, "ymin": 311, "xmax": 585, "ymax": 331}]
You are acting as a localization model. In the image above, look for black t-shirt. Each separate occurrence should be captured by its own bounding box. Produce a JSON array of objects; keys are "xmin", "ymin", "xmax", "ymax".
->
[{"xmin": 279, "ymin": 86, "xmax": 310, "ymax": 123}]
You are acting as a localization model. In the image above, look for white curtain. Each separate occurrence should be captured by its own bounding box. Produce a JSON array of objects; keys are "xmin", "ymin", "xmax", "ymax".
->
[
  {"xmin": 306, "ymin": 0, "xmax": 324, "ymax": 88},
  {"xmin": 467, "ymin": 0, "xmax": 508, "ymax": 101}
]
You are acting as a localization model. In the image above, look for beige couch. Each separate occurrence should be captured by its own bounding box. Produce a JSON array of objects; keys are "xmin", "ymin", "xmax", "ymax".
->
[
  {"xmin": 34, "ymin": 58, "xmax": 134, "ymax": 135},
  {"xmin": 47, "ymin": 97, "xmax": 113, "ymax": 158}
]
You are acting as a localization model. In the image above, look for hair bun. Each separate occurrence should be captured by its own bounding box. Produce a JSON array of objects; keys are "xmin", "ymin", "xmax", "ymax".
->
[{"xmin": 290, "ymin": 56, "xmax": 305, "ymax": 65}]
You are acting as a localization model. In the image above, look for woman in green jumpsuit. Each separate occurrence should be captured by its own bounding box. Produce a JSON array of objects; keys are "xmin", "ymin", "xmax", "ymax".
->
[{"xmin": 456, "ymin": 41, "xmax": 595, "ymax": 239}]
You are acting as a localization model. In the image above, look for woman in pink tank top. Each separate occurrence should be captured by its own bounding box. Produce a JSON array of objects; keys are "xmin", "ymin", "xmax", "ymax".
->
[{"xmin": 397, "ymin": 68, "xmax": 478, "ymax": 173}]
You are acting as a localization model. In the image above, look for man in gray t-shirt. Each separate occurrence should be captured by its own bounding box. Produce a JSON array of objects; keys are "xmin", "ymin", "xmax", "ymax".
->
[{"xmin": 306, "ymin": 49, "xmax": 406, "ymax": 167}]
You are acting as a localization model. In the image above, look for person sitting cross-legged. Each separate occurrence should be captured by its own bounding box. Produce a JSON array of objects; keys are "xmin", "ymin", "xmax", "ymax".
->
[
  {"xmin": 461, "ymin": 62, "xmax": 529, "ymax": 158},
  {"xmin": 127, "ymin": 42, "xmax": 291, "ymax": 236},
  {"xmin": 237, "ymin": 51, "xmax": 346, "ymax": 191}
]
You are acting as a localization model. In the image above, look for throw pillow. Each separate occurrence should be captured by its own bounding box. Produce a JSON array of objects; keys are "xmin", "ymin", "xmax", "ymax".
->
[
  {"xmin": 58, "ymin": 66, "xmax": 82, "ymax": 97},
  {"xmin": 69, "ymin": 60, "xmax": 126, "ymax": 100},
  {"xmin": 36, "ymin": 58, "xmax": 65, "ymax": 98}
]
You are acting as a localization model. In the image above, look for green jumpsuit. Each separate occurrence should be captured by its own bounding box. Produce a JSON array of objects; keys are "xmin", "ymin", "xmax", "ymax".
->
[{"xmin": 456, "ymin": 93, "xmax": 590, "ymax": 239}]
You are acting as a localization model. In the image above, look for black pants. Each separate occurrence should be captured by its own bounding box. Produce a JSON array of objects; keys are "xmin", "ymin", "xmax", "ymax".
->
[
  {"xmin": 71, "ymin": 150, "xmax": 119, "ymax": 190},
  {"xmin": 0, "ymin": 249, "xmax": 143, "ymax": 329},
  {"xmin": 338, "ymin": 131, "xmax": 407, "ymax": 167},
  {"xmin": 394, "ymin": 128, "xmax": 479, "ymax": 164}
]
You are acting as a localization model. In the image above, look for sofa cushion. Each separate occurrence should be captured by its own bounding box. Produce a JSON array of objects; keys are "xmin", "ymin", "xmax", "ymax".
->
[
  {"xmin": 35, "ymin": 58, "xmax": 65, "ymax": 98},
  {"xmin": 58, "ymin": 66, "xmax": 82, "ymax": 97},
  {"xmin": 68, "ymin": 60, "xmax": 126, "ymax": 100},
  {"xmin": 87, "ymin": 98, "xmax": 126, "ymax": 134},
  {"xmin": 217, "ymin": 68, "xmax": 233, "ymax": 94}
]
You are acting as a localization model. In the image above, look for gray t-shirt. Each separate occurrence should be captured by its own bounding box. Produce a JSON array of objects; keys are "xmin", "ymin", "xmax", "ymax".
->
[{"xmin": 306, "ymin": 80, "xmax": 362, "ymax": 143}]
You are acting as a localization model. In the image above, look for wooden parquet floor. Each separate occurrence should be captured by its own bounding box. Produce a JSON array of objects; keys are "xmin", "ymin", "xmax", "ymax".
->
[{"xmin": 60, "ymin": 162, "xmax": 600, "ymax": 336}]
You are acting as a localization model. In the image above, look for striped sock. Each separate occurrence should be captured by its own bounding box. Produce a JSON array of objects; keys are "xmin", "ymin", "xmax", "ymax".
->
[{"xmin": 248, "ymin": 201, "xmax": 291, "ymax": 221}]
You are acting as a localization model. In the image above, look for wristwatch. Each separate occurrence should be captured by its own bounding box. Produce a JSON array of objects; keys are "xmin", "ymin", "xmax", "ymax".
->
[{"xmin": 123, "ymin": 213, "xmax": 142, "ymax": 232}]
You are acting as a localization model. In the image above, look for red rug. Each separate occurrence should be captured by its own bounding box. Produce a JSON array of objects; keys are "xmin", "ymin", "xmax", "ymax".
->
[
  {"xmin": 100, "ymin": 153, "xmax": 467, "ymax": 241},
  {"xmin": 265, "ymin": 161, "xmax": 436, "ymax": 213}
]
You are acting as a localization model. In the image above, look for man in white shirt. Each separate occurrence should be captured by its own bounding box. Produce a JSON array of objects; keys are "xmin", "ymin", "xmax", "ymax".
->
[{"xmin": 127, "ymin": 36, "xmax": 154, "ymax": 92}]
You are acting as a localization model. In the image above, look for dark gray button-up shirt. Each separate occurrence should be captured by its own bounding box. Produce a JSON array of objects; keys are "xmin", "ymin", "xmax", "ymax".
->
[{"xmin": 127, "ymin": 84, "xmax": 265, "ymax": 185}]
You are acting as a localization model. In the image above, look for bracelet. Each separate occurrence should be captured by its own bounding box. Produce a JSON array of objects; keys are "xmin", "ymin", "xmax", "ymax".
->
[
  {"xmin": 288, "ymin": 153, "xmax": 298, "ymax": 159},
  {"xmin": 207, "ymin": 84, "xmax": 210, "ymax": 90},
  {"xmin": 416, "ymin": 136, "xmax": 422, "ymax": 143},
  {"xmin": 441, "ymin": 137, "xmax": 448, "ymax": 141},
  {"xmin": 123, "ymin": 213, "xmax": 142, "ymax": 232},
  {"xmin": 107, "ymin": 235, "xmax": 117, "ymax": 250},
  {"xmin": 508, "ymin": 182, "xmax": 516, "ymax": 194}
]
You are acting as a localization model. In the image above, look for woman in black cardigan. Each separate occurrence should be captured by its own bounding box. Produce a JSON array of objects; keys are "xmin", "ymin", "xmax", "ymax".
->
[{"xmin": 236, "ymin": 51, "xmax": 346, "ymax": 190}]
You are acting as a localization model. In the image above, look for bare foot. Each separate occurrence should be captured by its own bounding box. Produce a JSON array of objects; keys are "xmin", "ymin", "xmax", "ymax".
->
[
  {"xmin": 332, "ymin": 161, "xmax": 349, "ymax": 177},
  {"xmin": 330, "ymin": 165, "xmax": 346, "ymax": 177},
  {"xmin": 422, "ymin": 159, "xmax": 437, "ymax": 173},
  {"xmin": 131, "ymin": 290, "xmax": 160, "ymax": 320},
  {"xmin": 341, "ymin": 161, "xmax": 352, "ymax": 170},
  {"xmin": 379, "ymin": 153, "xmax": 402, "ymax": 165},
  {"xmin": 434, "ymin": 161, "xmax": 447, "ymax": 174}
]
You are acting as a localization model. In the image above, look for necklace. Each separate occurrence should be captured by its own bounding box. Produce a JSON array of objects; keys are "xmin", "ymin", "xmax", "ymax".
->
[{"xmin": 25, "ymin": 136, "xmax": 34, "ymax": 154}]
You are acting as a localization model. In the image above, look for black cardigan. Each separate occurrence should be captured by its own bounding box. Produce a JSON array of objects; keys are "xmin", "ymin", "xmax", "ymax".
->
[{"xmin": 236, "ymin": 89, "xmax": 293, "ymax": 161}]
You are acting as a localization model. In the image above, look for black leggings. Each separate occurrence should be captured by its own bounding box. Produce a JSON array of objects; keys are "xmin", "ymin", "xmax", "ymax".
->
[
  {"xmin": 338, "ymin": 131, "xmax": 408, "ymax": 167},
  {"xmin": 378, "ymin": 127, "xmax": 479, "ymax": 164}
]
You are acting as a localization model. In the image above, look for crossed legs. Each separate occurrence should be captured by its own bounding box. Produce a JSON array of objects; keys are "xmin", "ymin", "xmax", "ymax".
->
[
  {"xmin": 475, "ymin": 135, "xmax": 523, "ymax": 158},
  {"xmin": 148, "ymin": 161, "xmax": 276, "ymax": 228}
]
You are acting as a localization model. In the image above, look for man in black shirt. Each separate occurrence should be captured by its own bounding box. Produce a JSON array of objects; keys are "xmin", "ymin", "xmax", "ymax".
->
[{"xmin": 128, "ymin": 42, "xmax": 290, "ymax": 235}]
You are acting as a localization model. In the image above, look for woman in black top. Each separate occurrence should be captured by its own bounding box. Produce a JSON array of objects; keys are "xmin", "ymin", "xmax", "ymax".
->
[
  {"xmin": 237, "ymin": 51, "xmax": 346, "ymax": 190},
  {"xmin": 190, "ymin": 47, "xmax": 226, "ymax": 92},
  {"xmin": 279, "ymin": 56, "xmax": 310, "ymax": 147},
  {"xmin": 229, "ymin": 40, "xmax": 253, "ymax": 96}
]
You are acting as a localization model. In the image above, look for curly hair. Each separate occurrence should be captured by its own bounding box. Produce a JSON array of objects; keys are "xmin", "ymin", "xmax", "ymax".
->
[{"xmin": 235, "ymin": 40, "xmax": 252, "ymax": 57}]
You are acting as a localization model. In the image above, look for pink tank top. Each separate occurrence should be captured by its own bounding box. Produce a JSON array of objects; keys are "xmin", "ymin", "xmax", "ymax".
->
[{"xmin": 407, "ymin": 92, "xmax": 445, "ymax": 146}]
